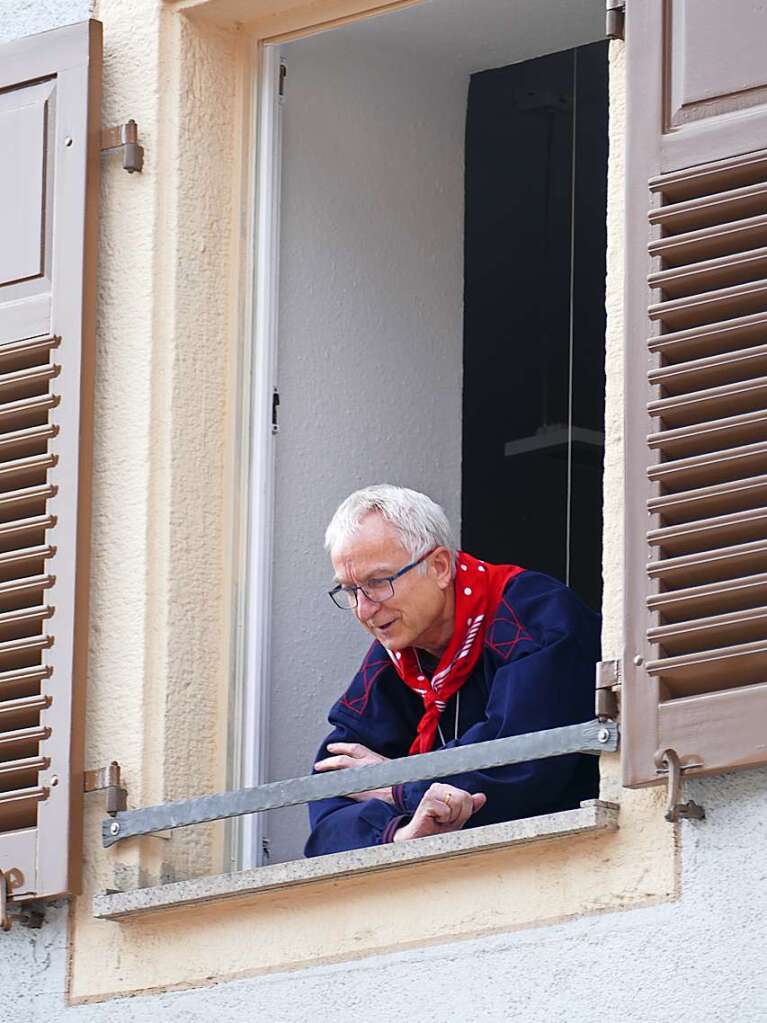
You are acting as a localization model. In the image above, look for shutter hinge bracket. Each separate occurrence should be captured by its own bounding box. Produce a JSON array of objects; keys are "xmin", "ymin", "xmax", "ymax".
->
[
  {"xmin": 100, "ymin": 120, "xmax": 144, "ymax": 173},
  {"xmin": 596, "ymin": 658, "xmax": 621, "ymax": 720},
  {"xmin": 272, "ymin": 387, "xmax": 280, "ymax": 434},
  {"xmin": 84, "ymin": 761, "xmax": 128, "ymax": 816},
  {"xmin": 606, "ymin": 0, "xmax": 625, "ymax": 40},
  {"xmin": 656, "ymin": 749, "xmax": 706, "ymax": 823}
]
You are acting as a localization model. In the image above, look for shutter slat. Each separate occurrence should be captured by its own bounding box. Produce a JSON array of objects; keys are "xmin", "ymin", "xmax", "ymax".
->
[
  {"xmin": 648, "ymin": 343, "xmax": 767, "ymax": 395},
  {"xmin": 0, "ymin": 695, "xmax": 51, "ymax": 719},
  {"xmin": 0, "ymin": 756, "xmax": 48, "ymax": 778},
  {"xmin": 648, "ymin": 310, "xmax": 767, "ymax": 364},
  {"xmin": 0, "ymin": 364, "xmax": 60, "ymax": 393},
  {"xmin": 647, "ymin": 538, "xmax": 767, "ymax": 588},
  {"xmin": 646, "ymin": 641, "xmax": 767, "ymax": 697},
  {"xmin": 0, "ymin": 335, "xmax": 59, "ymax": 362},
  {"xmin": 649, "ymin": 246, "xmax": 767, "ymax": 300},
  {"xmin": 649, "ymin": 213, "xmax": 767, "ymax": 268},
  {"xmin": 0, "ymin": 394, "xmax": 59, "ymax": 423},
  {"xmin": 648, "ymin": 409, "xmax": 767, "ymax": 459},
  {"xmin": 647, "ymin": 439, "xmax": 767, "ymax": 492},
  {"xmin": 647, "ymin": 375, "xmax": 767, "ymax": 427},
  {"xmin": 648, "ymin": 475, "xmax": 767, "ymax": 526},
  {"xmin": 648, "ymin": 278, "xmax": 767, "ymax": 331},
  {"xmin": 0, "ymin": 726, "xmax": 50, "ymax": 750},
  {"xmin": 648, "ymin": 507, "xmax": 767, "ymax": 557},
  {"xmin": 0, "ymin": 425, "xmax": 58, "ymax": 457},
  {"xmin": 0, "ymin": 665, "xmax": 52, "ymax": 690},
  {"xmin": 649, "ymin": 149, "xmax": 767, "ymax": 201},
  {"xmin": 648, "ymin": 606, "xmax": 767, "ymax": 656},
  {"xmin": 647, "ymin": 573, "xmax": 767, "ymax": 624},
  {"xmin": 648, "ymin": 180, "xmax": 767, "ymax": 234}
]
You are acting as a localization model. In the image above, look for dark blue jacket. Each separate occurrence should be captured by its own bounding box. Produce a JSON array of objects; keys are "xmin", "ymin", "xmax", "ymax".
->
[{"xmin": 305, "ymin": 570, "xmax": 600, "ymax": 857}]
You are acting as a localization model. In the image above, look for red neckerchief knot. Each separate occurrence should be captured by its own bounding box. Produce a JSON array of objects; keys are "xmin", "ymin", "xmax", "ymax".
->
[{"xmin": 386, "ymin": 552, "xmax": 524, "ymax": 753}]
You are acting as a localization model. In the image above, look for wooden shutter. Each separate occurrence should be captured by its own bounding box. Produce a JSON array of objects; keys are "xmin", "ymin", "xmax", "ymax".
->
[
  {"xmin": 623, "ymin": 1, "xmax": 767, "ymax": 786},
  {"xmin": 0, "ymin": 21, "xmax": 101, "ymax": 898}
]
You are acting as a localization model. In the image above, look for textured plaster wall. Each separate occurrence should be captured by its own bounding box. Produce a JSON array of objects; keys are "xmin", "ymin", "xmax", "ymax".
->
[
  {"xmin": 268, "ymin": 23, "xmax": 467, "ymax": 863},
  {"xmin": 6, "ymin": 770, "xmax": 767, "ymax": 1022}
]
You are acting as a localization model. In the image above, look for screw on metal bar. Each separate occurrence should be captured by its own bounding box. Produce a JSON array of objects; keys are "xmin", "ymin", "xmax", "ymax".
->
[
  {"xmin": 100, "ymin": 120, "xmax": 144, "ymax": 173},
  {"xmin": 657, "ymin": 749, "xmax": 706, "ymax": 823}
]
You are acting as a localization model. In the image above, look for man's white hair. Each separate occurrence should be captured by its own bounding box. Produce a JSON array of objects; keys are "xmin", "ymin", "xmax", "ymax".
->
[{"xmin": 325, "ymin": 484, "xmax": 456, "ymax": 573}]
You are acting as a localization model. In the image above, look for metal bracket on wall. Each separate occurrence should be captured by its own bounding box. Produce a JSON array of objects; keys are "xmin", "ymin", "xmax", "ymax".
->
[
  {"xmin": 100, "ymin": 120, "xmax": 144, "ymax": 173},
  {"xmin": 606, "ymin": 0, "xmax": 626, "ymax": 40},
  {"xmin": 84, "ymin": 761, "xmax": 128, "ymax": 816},
  {"xmin": 0, "ymin": 871, "xmax": 10, "ymax": 932},
  {"xmin": 596, "ymin": 658, "xmax": 621, "ymax": 720},
  {"xmin": 657, "ymin": 749, "xmax": 706, "ymax": 823}
]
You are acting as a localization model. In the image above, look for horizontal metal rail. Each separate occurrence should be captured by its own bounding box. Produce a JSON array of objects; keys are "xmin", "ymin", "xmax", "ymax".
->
[{"xmin": 102, "ymin": 718, "xmax": 618, "ymax": 847}]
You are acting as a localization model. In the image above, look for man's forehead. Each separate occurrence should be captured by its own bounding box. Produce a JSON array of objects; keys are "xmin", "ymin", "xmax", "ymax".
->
[{"xmin": 331, "ymin": 514, "xmax": 407, "ymax": 576}]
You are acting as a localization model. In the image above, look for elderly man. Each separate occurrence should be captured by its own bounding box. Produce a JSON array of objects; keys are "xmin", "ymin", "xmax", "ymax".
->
[{"xmin": 305, "ymin": 484, "xmax": 600, "ymax": 856}]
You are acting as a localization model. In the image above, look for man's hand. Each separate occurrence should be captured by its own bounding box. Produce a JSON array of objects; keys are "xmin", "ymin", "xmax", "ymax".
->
[
  {"xmin": 314, "ymin": 742, "xmax": 393, "ymax": 804},
  {"xmin": 393, "ymin": 783, "xmax": 486, "ymax": 842}
]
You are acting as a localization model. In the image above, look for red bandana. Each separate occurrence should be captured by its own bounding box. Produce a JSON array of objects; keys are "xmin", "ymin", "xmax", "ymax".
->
[{"xmin": 386, "ymin": 552, "xmax": 524, "ymax": 753}]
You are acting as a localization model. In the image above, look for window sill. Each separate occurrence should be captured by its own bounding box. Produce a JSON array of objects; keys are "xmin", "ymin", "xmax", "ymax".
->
[{"xmin": 94, "ymin": 800, "xmax": 618, "ymax": 921}]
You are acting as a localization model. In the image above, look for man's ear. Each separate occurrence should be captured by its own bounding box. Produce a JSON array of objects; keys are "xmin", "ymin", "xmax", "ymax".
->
[{"xmin": 431, "ymin": 547, "xmax": 454, "ymax": 589}]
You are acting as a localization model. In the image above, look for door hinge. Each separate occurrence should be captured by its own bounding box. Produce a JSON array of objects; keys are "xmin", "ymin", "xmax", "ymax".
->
[
  {"xmin": 84, "ymin": 761, "xmax": 128, "ymax": 816},
  {"xmin": 100, "ymin": 120, "xmax": 144, "ymax": 173},
  {"xmin": 595, "ymin": 658, "xmax": 621, "ymax": 720},
  {"xmin": 271, "ymin": 387, "xmax": 280, "ymax": 434},
  {"xmin": 606, "ymin": 0, "xmax": 625, "ymax": 40},
  {"xmin": 279, "ymin": 62, "xmax": 287, "ymax": 99}
]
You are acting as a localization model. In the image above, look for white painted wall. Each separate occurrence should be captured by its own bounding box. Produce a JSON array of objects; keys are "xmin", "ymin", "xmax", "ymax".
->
[{"xmin": 266, "ymin": 27, "xmax": 468, "ymax": 861}]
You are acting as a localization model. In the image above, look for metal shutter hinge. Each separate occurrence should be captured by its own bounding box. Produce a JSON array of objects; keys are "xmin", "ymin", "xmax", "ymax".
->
[
  {"xmin": 84, "ymin": 761, "xmax": 128, "ymax": 816},
  {"xmin": 596, "ymin": 658, "xmax": 621, "ymax": 720},
  {"xmin": 656, "ymin": 749, "xmax": 706, "ymax": 823},
  {"xmin": 100, "ymin": 120, "xmax": 144, "ymax": 173},
  {"xmin": 606, "ymin": 0, "xmax": 625, "ymax": 40}
]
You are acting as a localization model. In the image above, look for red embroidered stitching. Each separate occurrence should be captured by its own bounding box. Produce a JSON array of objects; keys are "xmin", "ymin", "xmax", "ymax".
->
[
  {"xmin": 340, "ymin": 650, "xmax": 391, "ymax": 716},
  {"xmin": 485, "ymin": 596, "xmax": 532, "ymax": 661}
]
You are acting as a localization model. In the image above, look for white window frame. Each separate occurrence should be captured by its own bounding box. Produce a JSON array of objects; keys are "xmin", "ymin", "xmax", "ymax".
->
[{"xmin": 228, "ymin": 41, "xmax": 284, "ymax": 871}]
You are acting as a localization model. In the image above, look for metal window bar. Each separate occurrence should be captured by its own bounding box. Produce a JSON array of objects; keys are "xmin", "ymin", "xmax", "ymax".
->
[{"xmin": 101, "ymin": 718, "xmax": 618, "ymax": 847}]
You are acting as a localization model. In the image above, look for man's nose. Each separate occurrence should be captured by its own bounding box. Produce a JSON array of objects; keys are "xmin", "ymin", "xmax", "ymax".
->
[{"xmin": 355, "ymin": 591, "xmax": 380, "ymax": 622}]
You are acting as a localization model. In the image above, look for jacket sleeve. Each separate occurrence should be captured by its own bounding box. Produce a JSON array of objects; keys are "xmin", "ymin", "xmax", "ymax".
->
[
  {"xmin": 390, "ymin": 575, "xmax": 600, "ymax": 828},
  {"xmin": 304, "ymin": 644, "xmax": 421, "ymax": 857},
  {"xmin": 304, "ymin": 721, "xmax": 409, "ymax": 858}
]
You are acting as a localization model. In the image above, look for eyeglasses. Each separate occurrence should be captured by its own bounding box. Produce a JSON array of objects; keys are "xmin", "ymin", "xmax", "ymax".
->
[{"xmin": 328, "ymin": 549, "xmax": 436, "ymax": 610}]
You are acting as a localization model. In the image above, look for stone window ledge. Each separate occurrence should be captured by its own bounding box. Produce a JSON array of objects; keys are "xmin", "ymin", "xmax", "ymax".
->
[{"xmin": 93, "ymin": 799, "xmax": 619, "ymax": 921}]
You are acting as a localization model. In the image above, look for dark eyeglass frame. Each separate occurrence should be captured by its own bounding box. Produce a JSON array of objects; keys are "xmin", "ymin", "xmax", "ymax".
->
[{"xmin": 328, "ymin": 548, "xmax": 436, "ymax": 610}]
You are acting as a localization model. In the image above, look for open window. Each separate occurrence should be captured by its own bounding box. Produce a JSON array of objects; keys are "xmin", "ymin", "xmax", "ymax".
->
[{"xmin": 235, "ymin": 0, "xmax": 610, "ymax": 867}]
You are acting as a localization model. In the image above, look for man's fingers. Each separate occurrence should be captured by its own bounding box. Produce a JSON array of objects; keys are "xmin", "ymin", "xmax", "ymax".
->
[
  {"xmin": 314, "ymin": 755, "xmax": 356, "ymax": 772},
  {"xmin": 471, "ymin": 793, "xmax": 487, "ymax": 812},
  {"xmin": 326, "ymin": 742, "xmax": 362, "ymax": 757}
]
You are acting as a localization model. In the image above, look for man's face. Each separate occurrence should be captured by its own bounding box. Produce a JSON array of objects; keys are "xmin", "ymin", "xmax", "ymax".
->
[{"xmin": 331, "ymin": 513, "xmax": 453, "ymax": 652}]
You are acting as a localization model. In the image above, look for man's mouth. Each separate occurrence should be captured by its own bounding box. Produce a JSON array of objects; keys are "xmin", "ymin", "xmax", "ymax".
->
[{"xmin": 373, "ymin": 618, "xmax": 397, "ymax": 633}]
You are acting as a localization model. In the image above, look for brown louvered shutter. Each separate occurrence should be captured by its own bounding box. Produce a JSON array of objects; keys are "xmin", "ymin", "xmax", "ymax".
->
[
  {"xmin": 623, "ymin": 2, "xmax": 767, "ymax": 786},
  {"xmin": 0, "ymin": 21, "xmax": 101, "ymax": 898}
]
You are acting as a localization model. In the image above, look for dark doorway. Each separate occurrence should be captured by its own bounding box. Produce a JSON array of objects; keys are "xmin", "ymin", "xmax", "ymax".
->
[{"xmin": 461, "ymin": 40, "xmax": 609, "ymax": 612}]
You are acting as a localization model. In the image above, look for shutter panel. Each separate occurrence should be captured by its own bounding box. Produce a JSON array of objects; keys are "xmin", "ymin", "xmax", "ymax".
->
[
  {"xmin": 623, "ymin": 2, "xmax": 767, "ymax": 786},
  {"xmin": 0, "ymin": 22, "xmax": 101, "ymax": 897}
]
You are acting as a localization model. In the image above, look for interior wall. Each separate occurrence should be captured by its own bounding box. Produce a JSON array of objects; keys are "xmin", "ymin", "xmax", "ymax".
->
[{"xmin": 267, "ymin": 27, "xmax": 467, "ymax": 861}]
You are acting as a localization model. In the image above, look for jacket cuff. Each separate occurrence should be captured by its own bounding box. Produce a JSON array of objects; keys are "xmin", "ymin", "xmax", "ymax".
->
[
  {"xmin": 392, "ymin": 780, "xmax": 430, "ymax": 815},
  {"xmin": 380, "ymin": 814, "xmax": 410, "ymax": 845}
]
